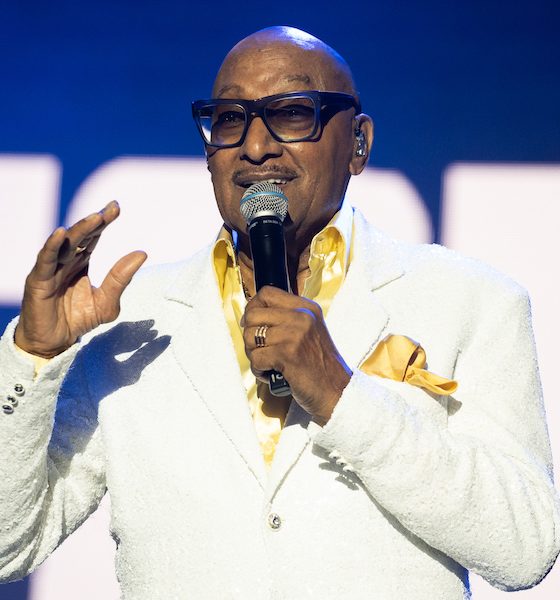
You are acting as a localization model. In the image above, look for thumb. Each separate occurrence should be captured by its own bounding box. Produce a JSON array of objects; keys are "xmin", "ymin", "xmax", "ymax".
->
[{"xmin": 97, "ymin": 251, "xmax": 148, "ymax": 322}]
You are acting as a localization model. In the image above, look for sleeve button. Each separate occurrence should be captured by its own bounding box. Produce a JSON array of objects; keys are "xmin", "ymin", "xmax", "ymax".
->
[
  {"xmin": 14, "ymin": 384, "xmax": 25, "ymax": 396},
  {"xmin": 2, "ymin": 404, "xmax": 14, "ymax": 415}
]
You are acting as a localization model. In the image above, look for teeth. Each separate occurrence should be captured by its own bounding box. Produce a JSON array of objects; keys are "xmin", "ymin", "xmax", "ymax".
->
[
  {"xmin": 241, "ymin": 178, "xmax": 290, "ymax": 188},
  {"xmin": 252, "ymin": 179, "xmax": 287, "ymax": 185}
]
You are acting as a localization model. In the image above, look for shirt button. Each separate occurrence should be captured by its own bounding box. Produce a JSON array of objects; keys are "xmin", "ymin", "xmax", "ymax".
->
[
  {"xmin": 14, "ymin": 384, "xmax": 25, "ymax": 396},
  {"xmin": 267, "ymin": 512, "xmax": 282, "ymax": 530}
]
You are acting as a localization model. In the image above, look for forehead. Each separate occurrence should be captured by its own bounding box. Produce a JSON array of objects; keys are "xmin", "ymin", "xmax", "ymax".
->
[{"xmin": 213, "ymin": 43, "xmax": 343, "ymax": 99}]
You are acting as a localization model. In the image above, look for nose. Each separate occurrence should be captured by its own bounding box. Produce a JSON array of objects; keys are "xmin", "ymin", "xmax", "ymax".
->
[{"xmin": 240, "ymin": 115, "xmax": 283, "ymax": 163}]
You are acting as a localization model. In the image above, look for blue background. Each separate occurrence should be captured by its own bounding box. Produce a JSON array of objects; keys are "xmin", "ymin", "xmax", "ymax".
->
[{"xmin": 0, "ymin": 1, "xmax": 559, "ymax": 597}]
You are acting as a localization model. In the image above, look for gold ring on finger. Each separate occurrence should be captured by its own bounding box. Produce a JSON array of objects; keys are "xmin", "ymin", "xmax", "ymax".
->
[
  {"xmin": 254, "ymin": 325, "xmax": 268, "ymax": 348},
  {"xmin": 75, "ymin": 245, "xmax": 87, "ymax": 254}
]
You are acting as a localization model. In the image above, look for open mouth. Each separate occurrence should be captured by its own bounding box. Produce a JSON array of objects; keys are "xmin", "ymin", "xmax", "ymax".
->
[
  {"xmin": 238, "ymin": 178, "xmax": 292, "ymax": 189},
  {"xmin": 234, "ymin": 172, "xmax": 297, "ymax": 189}
]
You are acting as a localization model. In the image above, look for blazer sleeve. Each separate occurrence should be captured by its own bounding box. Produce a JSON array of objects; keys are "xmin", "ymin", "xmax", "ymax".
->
[
  {"xmin": 313, "ymin": 283, "xmax": 560, "ymax": 591},
  {"xmin": 0, "ymin": 318, "xmax": 106, "ymax": 582}
]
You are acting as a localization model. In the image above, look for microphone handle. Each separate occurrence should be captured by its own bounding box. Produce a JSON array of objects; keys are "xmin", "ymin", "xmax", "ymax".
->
[{"xmin": 248, "ymin": 215, "xmax": 292, "ymax": 397}]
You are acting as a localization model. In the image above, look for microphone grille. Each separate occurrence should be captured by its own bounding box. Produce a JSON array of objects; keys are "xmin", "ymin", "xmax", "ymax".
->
[{"xmin": 240, "ymin": 182, "xmax": 288, "ymax": 224}]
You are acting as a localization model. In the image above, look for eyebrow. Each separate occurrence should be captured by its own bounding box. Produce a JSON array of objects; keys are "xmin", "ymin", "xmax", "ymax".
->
[
  {"xmin": 215, "ymin": 74, "xmax": 313, "ymax": 98},
  {"xmin": 215, "ymin": 83, "xmax": 243, "ymax": 97},
  {"xmin": 283, "ymin": 73, "xmax": 312, "ymax": 85}
]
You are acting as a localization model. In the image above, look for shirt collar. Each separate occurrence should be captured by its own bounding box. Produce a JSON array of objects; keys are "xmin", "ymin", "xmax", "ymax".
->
[
  {"xmin": 212, "ymin": 197, "xmax": 354, "ymax": 295},
  {"xmin": 308, "ymin": 197, "xmax": 353, "ymax": 273}
]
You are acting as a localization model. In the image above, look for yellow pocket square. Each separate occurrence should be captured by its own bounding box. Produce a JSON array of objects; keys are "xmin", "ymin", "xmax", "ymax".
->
[{"xmin": 359, "ymin": 335, "xmax": 458, "ymax": 395}]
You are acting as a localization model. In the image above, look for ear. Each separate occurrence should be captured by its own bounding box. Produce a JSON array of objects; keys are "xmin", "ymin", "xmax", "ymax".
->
[{"xmin": 349, "ymin": 114, "xmax": 374, "ymax": 176}]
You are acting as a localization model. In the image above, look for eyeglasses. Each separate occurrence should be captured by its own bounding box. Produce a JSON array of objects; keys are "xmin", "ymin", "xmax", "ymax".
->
[{"xmin": 191, "ymin": 90, "xmax": 361, "ymax": 148}]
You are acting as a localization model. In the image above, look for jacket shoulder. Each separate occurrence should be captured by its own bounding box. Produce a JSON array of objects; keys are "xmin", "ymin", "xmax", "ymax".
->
[
  {"xmin": 353, "ymin": 206, "xmax": 526, "ymax": 298},
  {"xmin": 398, "ymin": 240, "xmax": 528, "ymax": 301}
]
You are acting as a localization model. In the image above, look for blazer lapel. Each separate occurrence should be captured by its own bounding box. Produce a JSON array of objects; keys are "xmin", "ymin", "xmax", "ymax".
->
[
  {"xmin": 327, "ymin": 209, "xmax": 405, "ymax": 369},
  {"xmin": 266, "ymin": 210, "xmax": 406, "ymax": 499},
  {"xmin": 164, "ymin": 249, "xmax": 267, "ymax": 489},
  {"xmin": 265, "ymin": 401, "xmax": 313, "ymax": 502}
]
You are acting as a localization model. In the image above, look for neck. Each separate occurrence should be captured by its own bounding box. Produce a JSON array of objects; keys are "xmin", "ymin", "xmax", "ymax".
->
[{"xmin": 237, "ymin": 237, "xmax": 312, "ymax": 297}]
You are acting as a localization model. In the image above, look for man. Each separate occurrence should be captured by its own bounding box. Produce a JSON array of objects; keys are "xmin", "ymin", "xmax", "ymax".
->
[{"xmin": 0, "ymin": 26, "xmax": 559, "ymax": 600}]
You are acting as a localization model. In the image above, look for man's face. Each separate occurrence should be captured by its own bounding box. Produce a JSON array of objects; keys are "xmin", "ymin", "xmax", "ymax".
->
[{"xmin": 207, "ymin": 42, "xmax": 357, "ymax": 255}]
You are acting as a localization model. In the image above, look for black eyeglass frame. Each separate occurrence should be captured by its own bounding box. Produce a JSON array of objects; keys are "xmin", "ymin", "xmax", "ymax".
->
[{"xmin": 191, "ymin": 90, "xmax": 362, "ymax": 148}]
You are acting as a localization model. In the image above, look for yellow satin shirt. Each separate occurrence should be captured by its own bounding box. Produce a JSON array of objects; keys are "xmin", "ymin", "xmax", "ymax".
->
[{"xmin": 212, "ymin": 200, "xmax": 354, "ymax": 468}]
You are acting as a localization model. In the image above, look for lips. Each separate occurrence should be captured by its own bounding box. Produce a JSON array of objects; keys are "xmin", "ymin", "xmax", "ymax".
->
[{"xmin": 233, "ymin": 168, "xmax": 298, "ymax": 189}]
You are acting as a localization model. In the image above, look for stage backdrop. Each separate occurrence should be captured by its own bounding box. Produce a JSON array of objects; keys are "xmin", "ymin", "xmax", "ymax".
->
[{"xmin": 1, "ymin": 2, "xmax": 559, "ymax": 599}]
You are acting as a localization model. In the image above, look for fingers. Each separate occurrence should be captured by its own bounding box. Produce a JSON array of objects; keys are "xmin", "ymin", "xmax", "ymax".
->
[
  {"xmin": 57, "ymin": 201, "xmax": 120, "ymax": 264},
  {"xmin": 32, "ymin": 201, "xmax": 120, "ymax": 280},
  {"xmin": 244, "ymin": 335, "xmax": 284, "ymax": 377},
  {"xmin": 32, "ymin": 227, "xmax": 68, "ymax": 280},
  {"xmin": 243, "ymin": 306, "xmax": 300, "ymax": 329},
  {"xmin": 240, "ymin": 286, "xmax": 322, "ymax": 327},
  {"xmin": 241, "ymin": 290, "xmax": 321, "ymax": 357},
  {"xmin": 248, "ymin": 286, "xmax": 318, "ymax": 309},
  {"xmin": 242, "ymin": 309, "xmax": 318, "ymax": 360},
  {"xmin": 244, "ymin": 323, "xmax": 276, "ymax": 352}
]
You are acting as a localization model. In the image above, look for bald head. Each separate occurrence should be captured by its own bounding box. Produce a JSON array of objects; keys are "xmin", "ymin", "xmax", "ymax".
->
[
  {"xmin": 212, "ymin": 26, "xmax": 358, "ymax": 99},
  {"xmin": 203, "ymin": 25, "xmax": 373, "ymax": 264}
]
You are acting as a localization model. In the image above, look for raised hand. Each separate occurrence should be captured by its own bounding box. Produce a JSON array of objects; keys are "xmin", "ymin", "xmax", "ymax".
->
[
  {"xmin": 242, "ymin": 286, "xmax": 352, "ymax": 425},
  {"xmin": 14, "ymin": 201, "xmax": 147, "ymax": 358}
]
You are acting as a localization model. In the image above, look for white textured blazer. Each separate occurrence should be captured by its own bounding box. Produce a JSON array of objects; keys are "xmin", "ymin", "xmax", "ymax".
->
[{"xmin": 0, "ymin": 209, "xmax": 559, "ymax": 600}]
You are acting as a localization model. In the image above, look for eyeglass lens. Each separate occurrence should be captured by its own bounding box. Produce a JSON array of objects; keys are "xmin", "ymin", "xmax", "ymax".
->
[{"xmin": 199, "ymin": 95, "xmax": 317, "ymax": 146}]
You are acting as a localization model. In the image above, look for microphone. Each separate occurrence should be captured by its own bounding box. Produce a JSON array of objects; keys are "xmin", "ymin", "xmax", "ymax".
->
[{"xmin": 240, "ymin": 182, "xmax": 291, "ymax": 397}]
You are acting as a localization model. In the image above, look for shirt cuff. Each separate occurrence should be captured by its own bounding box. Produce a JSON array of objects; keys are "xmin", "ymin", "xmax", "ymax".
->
[{"xmin": 14, "ymin": 344, "xmax": 52, "ymax": 378}]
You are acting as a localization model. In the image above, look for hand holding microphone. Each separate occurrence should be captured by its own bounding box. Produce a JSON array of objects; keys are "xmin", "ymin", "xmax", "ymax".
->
[
  {"xmin": 240, "ymin": 182, "xmax": 292, "ymax": 397},
  {"xmin": 240, "ymin": 182, "xmax": 352, "ymax": 421}
]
